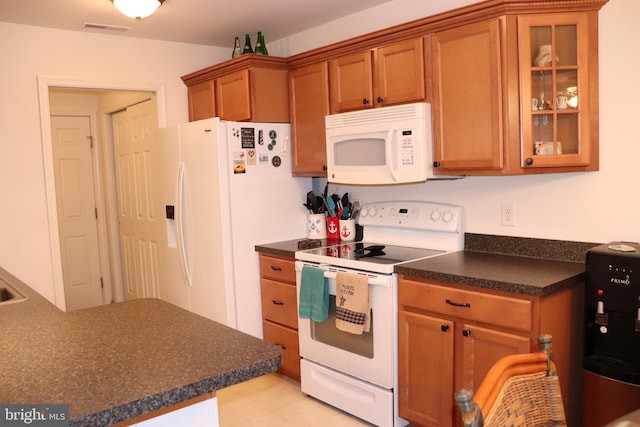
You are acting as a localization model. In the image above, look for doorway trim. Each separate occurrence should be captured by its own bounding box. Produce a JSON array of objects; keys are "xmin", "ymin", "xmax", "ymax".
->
[{"xmin": 37, "ymin": 76, "xmax": 167, "ymax": 311}]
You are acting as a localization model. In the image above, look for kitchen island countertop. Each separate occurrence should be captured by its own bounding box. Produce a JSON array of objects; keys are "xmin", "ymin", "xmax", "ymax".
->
[{"xmin": 0, "ymin": 267, "xmax": 281, "ymax": 427}]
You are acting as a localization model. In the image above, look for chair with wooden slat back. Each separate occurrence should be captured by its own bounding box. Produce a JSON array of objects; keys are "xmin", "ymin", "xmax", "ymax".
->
[{"xmin": 454, "ymin": 334, "xmax": 567, "ymax": 427}]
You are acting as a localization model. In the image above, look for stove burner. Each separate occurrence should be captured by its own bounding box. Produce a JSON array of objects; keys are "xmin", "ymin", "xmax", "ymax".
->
[{"xmin": 355, "ymin": 245, "xmax": 386, "ymax": 259}]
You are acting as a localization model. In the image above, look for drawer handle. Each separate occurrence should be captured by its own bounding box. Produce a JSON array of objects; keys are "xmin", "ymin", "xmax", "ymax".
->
[
  {"xmin": 270, "ymin": 266, "xmax": 283, "ymax": 271},
  {"xmin": 272, "ymin": 300, "xmax": 285, "ymax": 305},
  {"xmin": 276, "ymin": 343, "xmax": 287, "ymax": 350},
  {"xmin": 446, "ymin": 299, "xmax": 471, "ymax": 308}
]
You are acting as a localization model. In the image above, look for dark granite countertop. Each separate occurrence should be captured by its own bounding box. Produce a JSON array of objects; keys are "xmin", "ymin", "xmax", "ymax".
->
[
  {"xmin": 0, "ymin": 267, "xmax": 281, "ymax": 427},
  {"xmin": 256, "ymin": 233, "xmax": 599, "ymax": 297},
  {"xmin": 255, "ymin": 237, "xmax": 309, "ymax": 259},
  {"xmin": 395, "ymin": 251, "xmax": 586, "ymax": 297}
]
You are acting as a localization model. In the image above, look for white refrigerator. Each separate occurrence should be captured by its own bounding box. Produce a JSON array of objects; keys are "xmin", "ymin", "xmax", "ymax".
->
[{"xmin": 155, "ymin": 118, "xmax": 311, "ymax": 338}]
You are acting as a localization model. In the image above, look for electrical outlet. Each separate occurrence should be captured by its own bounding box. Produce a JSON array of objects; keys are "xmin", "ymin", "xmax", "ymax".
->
[{"xmin": 502, "ymin": 203, "xmax": 515, "ymax": 226}]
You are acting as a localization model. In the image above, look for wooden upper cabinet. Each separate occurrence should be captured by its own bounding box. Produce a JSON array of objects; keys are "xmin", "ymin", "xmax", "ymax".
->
[
  {"xmin": 289, "ymin": 62, "xmax": 330, "ymax": 177},
  {"xmin": 187, "ymin": 80, "xmax": 216, "ymax": 122},
  {"xmin": 431, "ymin": 7, "xmax": 602, "ymax": 176},
  {"xmin": 518, "ymin": 13, "xmax": 597, "ymax": 170},
  {"xmin": 329, "ymin": 51, "xmax": 374, "ymax": 112},
  {"xmin": 431, "ymin": 19, "xmax": 505, "ymax": 173},
  {"xmin": 329, "ymin": 38, "xmax": 426, "ymax": 113},
  {"xmin": 182, "ymin": 54, "xmax": 289, "ymax": 123},
  {"xmin": 216, "ymin": 69, "xmax": 251, "ymax": 121},
  {"xmin": 376, "ymin": 38, "xmax": 427, "ymax": 106}
]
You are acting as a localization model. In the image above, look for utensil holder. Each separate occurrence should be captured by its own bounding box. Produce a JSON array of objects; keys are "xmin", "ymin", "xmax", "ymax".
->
[
  {"xmin": 339, "ymin": 219, "xmax": 356, "ymax": 242},
  {"xmin": 307, "ymin": 214, "xmax": 327, "ymax": 239}
]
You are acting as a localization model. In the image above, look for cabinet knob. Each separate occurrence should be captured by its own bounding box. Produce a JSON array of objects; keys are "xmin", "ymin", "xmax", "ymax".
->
[
  {"xmin": 376, "ymin": 96, "xmax": 384, "ymax": 103},
  {"xmin": 462, "ymin": 329, "xmax": 472, "ymax": 337},
  {"xmin": 322, "ymin": 165, "xmax": 328, "ymax": 171},
  {"xmin": 526, "ymin": 157, "xmax": 534, "ymax": 165},
  {"xmin": 441, "ymin": 324, "xmax": 449, "ymax": 332},
  {"xmin": 433, "ymin": 161, "xmax": 441, "ymax": 168},
  {"xmin": 362, "ymin": 99, "xmax": 370, "ymax": 105}
]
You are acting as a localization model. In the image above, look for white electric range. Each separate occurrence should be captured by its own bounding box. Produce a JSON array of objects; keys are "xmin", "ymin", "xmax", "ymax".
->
[{"xmin": 295, "ymin": 201, "xmax": 463, "ymax": 427}]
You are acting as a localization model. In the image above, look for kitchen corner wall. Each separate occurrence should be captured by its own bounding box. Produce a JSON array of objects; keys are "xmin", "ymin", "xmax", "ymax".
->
[
  {"xmin": 276, "ymin": 0, "xmax": 640, "ymax": 247},
  {"xmin": 0, "ymin": 21, "xmax": 227, "ymax": 303}
]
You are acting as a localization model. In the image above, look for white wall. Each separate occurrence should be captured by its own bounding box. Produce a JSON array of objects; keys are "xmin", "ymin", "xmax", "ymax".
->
[
  {"xmin": 0, "ymin": 22, "xmax": 226, "ymax": 301},
  {"xmin": 268, "ymin": 0, "xmax": 480, "ymax": 56},
  {"xmin": 274, "ymin": 0, "xmax": 640, "ymax": 245}
]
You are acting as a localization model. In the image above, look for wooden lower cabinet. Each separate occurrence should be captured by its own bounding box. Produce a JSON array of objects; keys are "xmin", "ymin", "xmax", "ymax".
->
[
  {"xmin": 259, "ymin": 254, "xmax": 300, "ymax": 380},
  {"xmin": 398, "ymin": 275, "xmax": 582, "ymax": 427},
  {"xmin": 398, "ymin": 311, "xmax": 455, "ymax": 426},
  {"xmin": 262, "ymin": 321, "xmax": 300, "ymax": 380}
]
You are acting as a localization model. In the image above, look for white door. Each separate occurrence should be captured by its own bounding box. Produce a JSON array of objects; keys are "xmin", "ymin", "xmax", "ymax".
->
[
  {"xmin": 113, "ymin": 99, "xmax": 161, "ymax": 300},
  {"xmin": 51, "ymin": 116, "xmax": 104, "ymax": 310}
]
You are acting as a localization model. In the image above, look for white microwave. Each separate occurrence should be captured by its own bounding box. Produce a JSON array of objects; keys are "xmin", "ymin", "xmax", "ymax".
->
[{"xmin": 325, "ymin": 102, "xmax": 436, "ymax": 185}]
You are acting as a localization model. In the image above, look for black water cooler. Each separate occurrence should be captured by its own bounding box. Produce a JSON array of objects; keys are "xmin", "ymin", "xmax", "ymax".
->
[{"xmin": 583, "ymin": 242, "xmax": 640, "ymax": 427}]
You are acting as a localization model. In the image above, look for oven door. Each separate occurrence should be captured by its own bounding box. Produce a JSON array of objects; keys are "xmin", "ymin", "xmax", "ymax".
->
[{"xmin": 295, "ymin": 261, "xmax": 396, "ymax": 389}]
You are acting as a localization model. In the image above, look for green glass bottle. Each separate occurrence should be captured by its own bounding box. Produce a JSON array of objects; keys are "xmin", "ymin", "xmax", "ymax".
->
[
  {"xmin": 242, "ymin": 34, "xmax": 253, "ymax": 54},
  {"xmin": 254, "ymin": 32, "xmax": 269, "ymax": 55},
  {"xmin": 232, "ymin": 36, "xmax": 242, "ymax": 58}
]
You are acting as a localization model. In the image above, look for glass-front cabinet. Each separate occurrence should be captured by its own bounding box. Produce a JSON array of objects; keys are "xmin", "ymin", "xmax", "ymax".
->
[{"xmin": 518, "ymin": 14, "xmax": 595, "ymax": 168}]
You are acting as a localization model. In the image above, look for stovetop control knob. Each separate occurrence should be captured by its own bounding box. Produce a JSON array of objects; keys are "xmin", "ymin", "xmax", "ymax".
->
[
  {"xmin": 442, "ymin": 210, "xmax": 454, "ymax": 223},
  {"xmin": 430, "ymin": 210, "xmax": 441, "ymax": 221},
  {"xmin": 368, "ymin": 206, "xmax": 377, "ymax": 217}
]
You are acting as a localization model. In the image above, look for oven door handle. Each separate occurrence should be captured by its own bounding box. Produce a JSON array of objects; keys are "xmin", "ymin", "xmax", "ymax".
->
[
  {"xmin": 296, "ymin": 261, "xmax": 391, "ymax": 287},
  {"xmin": 322, "ymin": 270, "xmax": 390, "ymax": 287}
]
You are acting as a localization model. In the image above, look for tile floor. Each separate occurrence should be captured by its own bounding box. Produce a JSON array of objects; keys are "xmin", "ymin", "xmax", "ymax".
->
[{"xmin": 217, "ymin": 372, "xmax": 375, "ymax": 427}]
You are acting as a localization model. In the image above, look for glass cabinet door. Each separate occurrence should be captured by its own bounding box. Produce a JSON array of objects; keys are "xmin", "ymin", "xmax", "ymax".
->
[{"xmin": 518, "ymin": 14, "xmax": 592, "ymax": 168}]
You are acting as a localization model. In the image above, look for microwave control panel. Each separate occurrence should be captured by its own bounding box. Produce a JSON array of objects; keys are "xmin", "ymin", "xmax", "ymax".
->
[{"xmin": 400, "ymin": 129, "xmax": 416, "ymax": 166}]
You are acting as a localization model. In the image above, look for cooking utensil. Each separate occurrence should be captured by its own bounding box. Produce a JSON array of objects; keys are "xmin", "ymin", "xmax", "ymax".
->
[
  {"xmin": 316, "ymin": 196, "xmax": 325, "ymax": 214},
  {"xmin": 351, "ymin": 201, "xmax": 361, "ymax": 221},
  {"xmin": 326, "ymin": 195, "xmax": 337, "ymax": 217},
  {"xmin": 341, "ymin": 193, "xmax": 350, "ymax": 219},
  {"xmin": 331, "ymin": 194, "xmax": 343, "ymax": 218}
]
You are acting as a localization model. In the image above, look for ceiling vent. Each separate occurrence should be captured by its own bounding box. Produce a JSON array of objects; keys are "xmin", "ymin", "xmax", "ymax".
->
[{"xmin": 83, "ymin": 23, "xmax": 132, "ymax": 32}]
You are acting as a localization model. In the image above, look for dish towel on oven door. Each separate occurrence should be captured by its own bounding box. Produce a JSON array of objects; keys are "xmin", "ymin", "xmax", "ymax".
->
[
  {"xmin": 299, "ymin": 266, "xmax": 329, "ymax": 322},
  {"xmin": 335, "ymin": 272, "xmax": 370, "ymax": 335}
]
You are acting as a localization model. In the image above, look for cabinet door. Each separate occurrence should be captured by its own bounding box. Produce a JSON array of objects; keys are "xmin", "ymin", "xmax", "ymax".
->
[
  {"xmin": 431, "ymin": 19, "xmax": 504, "ymax": 172},
  {"xmin": 398, "ymin": 310, "xmax": 455, "ymax": 427},
  {"xmin": 216, "ymin": 69, "xmax": 251, "ymax": 121},
  {"xmin": 375, "ymin": 38, "xmax": 426, "ymax": 106},
  {"xmin": 329, "ymin": 51, "xmax": 374, "ymax": 113},
  {"xmin": 458, "ymin": 324, "xmax": 531, "ymax": 392},
  {"xmin": 289, "ymin": 62, "xmax": 330, "ymax": 177},
  {"xmin": 188, "ymin": 80, "xmax": 216, "ymax": 122},
  {"xmin": 519, "ymin": 13, "xmax": 595, "ymax": 169},
  {"xmin": 263, "ymin": 321, "xmax": 300, "ymax": 380}
]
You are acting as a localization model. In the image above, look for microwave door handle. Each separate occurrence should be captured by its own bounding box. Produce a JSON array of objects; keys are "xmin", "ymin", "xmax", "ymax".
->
[{"xmin": 385, "ymin": 125, "xmax": 399, "ymax": 182}]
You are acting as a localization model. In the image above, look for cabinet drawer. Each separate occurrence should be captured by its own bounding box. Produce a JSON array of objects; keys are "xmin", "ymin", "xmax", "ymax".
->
[
  {"xmin": 263, "ymin": 321, "xmax": 300, "ymax": 379},
  {"xmin": 399, "ymin": 279, "xmax": 533, "ymax": 332},
  {"xmin": 261, "ymin": 279, "xmax": 298, "ymax": 329},
  {"xmin": 259, "ymin": 254, "xmax": 296, "ymax": 283}
]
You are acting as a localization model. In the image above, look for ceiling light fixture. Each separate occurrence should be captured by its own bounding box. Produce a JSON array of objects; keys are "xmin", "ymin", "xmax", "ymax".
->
[{"xmin": 111, "ymin": 0, "xmax": 165, "ymax": 20}]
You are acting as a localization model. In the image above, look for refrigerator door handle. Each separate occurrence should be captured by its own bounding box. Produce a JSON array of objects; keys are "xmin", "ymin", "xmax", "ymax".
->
[{"xmin": 176, "ymin": 161, "xmax": 193, "ymax": 288}]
